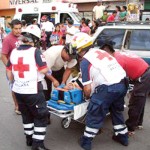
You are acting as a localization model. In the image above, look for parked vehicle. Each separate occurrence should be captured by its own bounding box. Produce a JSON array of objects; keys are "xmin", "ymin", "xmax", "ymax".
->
[
  {"xmin": 14, "ymin": 2, "xmax": 81, "ymax": 26},
  {"xmin": 92, "ymin": 22, "xmax": 150, "ymax": 65}
]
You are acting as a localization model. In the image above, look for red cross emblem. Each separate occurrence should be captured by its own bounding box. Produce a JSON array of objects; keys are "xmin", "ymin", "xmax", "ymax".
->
[
  {"xmin": 95, "ymin": 51, "xmax": 113, "ymax": 61},
  {"xmin": 13, "ymin": 57, "xmax": 30, "ymax": 78}
]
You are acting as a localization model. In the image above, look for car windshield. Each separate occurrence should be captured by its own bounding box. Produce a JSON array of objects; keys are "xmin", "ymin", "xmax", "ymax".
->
[
  {"xmin": 129, "ymin": 30, "xmax": 150, "ymax": 51},
  {"xmin": 94, "ymin": 29, "xmax": 125, "ymax": 49},
  {"xmin": 70, "ymin": 12, "xmax": 82, "ymax": 23}
]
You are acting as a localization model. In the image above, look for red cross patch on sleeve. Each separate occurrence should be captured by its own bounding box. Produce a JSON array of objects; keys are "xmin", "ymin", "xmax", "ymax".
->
[{"xmin": 40, "ymin": 54, "xmax": 46, "ymax": 62}]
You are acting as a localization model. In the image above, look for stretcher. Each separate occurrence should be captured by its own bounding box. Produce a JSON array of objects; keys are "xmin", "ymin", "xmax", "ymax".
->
[{"xmin": 47, "ymin": 87, "xmax": 89, "ymax": 129}]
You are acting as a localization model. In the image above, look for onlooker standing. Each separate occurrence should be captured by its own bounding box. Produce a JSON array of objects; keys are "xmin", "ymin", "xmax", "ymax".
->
[
  {"xmin": 32, "ymin": 18, "xmax": 38, "ymax": 25},
  {"xmin": 41, "ymin": 29, "xmax": 47, "ymax": 50},
  {"xmin": 101, "ymin": 10, "xmax": 109, "ymax": 22},
  {"xmin": 120, "ymin": 6, "xmax": 127, "ymax": 21},
  {"xmin": 0, "ymin": 26, "xmax": 3, "ymax": 53},
  {"xmin": 115, "ymin": 6, "xmax": 121, "ymax": 21},
  {"xmin": 93, "ymin": 0, "xmax": 106, "ymax": 20},
  {"xmin": 60, "ymin": 22, "xmax": 67, "ymax": 45},
  {"xmin": 50, "ymin": 23, "xmax": 63, "ymax": 45},
  {"xmin": 107, "ymin": 11, "xmax": 117, "ymax": 22},
  {"xmin": 79, "ymin": 17, "xmax": 86, "ymax": 30},
  {"xmin": 1, "ymin": 19, "xmax": 22, "ymax": 115},
  {"xmin": 5, "ymin": 23, "xmax": 11, "ymax": 34},
  {"xmin": 41, "ymin": 15, "xmax": 55, "ymax": 47},
  {"xmin": 65, "ymin": 19, "xmax": 79, "ymax": 44},
  {"xmin": 90, "ymin": 20, "xmax": 99, "ymax": 35},
  {"xmin": 80, "ymin": 20, "xmax": 91, "ymax": 35},
  {"xmin": 21, "ymin": 20, "xmax": 27, "ymax": 32}
]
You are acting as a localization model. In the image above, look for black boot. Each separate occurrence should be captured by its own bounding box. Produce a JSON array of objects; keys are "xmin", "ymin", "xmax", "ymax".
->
[
  {"xmin": 79, "ymin": 136, "xmax": 93, "ymax": 150},
  {"xmin": 26, "ymin": 135, "xmax": 33, "ymax": 146},
  {"xmin": 32, "ymin": 140, "xmax": 50, "ymax": 150},
  {"xmin": 31, "ymin": 145, "xmax": 50, "ymax": 150}
]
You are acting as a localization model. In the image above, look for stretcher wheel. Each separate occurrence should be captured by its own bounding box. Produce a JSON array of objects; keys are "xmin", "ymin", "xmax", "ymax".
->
[{"xmin": 61, "ymin": 118, "xmax": 71, "ymax": 129}]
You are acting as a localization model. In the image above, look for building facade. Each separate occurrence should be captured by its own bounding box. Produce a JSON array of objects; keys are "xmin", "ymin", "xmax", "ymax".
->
[{"xmin": 0, "ymin": 0, "xmax": 149, "ymax": 20}]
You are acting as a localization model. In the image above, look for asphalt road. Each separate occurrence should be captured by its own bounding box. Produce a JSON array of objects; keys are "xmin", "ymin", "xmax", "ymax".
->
[{"xmin": 0, "ymin": 60, "xmax": 150, "ymax": 150}]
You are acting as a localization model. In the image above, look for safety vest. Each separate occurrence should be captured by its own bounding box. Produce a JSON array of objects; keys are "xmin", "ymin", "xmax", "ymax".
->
[
  {"xmin": 10, "ymin": 47, "xmax": 38, "ymax": 94},
  {"xmin": 83, "ymin": 48, "xmax": 126, "ymax": 85}
]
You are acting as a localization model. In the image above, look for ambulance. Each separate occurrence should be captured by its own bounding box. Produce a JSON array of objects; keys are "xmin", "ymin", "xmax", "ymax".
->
[{"xmin": 14, "ymin": 2, "xmax": 82, "ymax": 26}]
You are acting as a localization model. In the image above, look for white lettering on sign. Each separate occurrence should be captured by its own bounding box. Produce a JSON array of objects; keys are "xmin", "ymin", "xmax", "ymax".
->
[{"xmin": 9, "ymin": 0, "xmax": 39, "ymax": 7}]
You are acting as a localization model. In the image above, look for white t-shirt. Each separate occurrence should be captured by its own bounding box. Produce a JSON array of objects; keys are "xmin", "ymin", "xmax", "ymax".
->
[
  {"xmin": 43, "ymin": 45, "xmax": 77, "ymax": 71},
  {"xmin": 41, "ymin": 21, "xmax": 54, "ymax": 32},
  {"xmin": 65, "ymin": 26, "xmax": 79, "ymax": 44},
  {"xmin": 93, "ymin": 5, "xmax": 106, "ymax": 19}
]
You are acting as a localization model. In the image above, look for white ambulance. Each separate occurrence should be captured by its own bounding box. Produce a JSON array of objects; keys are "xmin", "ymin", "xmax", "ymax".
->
[{"xmin": 14, "ymin": 2, "xmax": 82, "ymax": 26}]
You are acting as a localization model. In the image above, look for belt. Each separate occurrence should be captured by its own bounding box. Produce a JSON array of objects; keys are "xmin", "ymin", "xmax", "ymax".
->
[{"xmin": 136, "ymin": 67, "xmax": 150, "ymax": 82}]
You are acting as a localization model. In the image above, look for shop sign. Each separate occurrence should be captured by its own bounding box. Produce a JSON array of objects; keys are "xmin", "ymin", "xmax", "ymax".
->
[{"xmin": 9, "ymin": 0, "xmax": 39, "ymax": 8}]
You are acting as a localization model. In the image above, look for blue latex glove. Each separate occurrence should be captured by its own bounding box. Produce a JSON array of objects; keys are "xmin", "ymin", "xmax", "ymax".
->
[{"xmin": 58, "ymin": 83, "xmax": 65, "ymax": 88}]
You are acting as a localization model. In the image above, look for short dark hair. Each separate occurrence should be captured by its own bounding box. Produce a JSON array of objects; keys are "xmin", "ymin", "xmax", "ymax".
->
[
  {"xmin": 112, "ymin": 10, "xmax": 117, "ymax": 14},
  {"xmin": 67, "ymin": 19, "xmax": 74, "ymax": 25},
  {"xmin": 9, "ymin": 19, "xmax": 22, "ymax": 29},
  {"xmin": 21, "ymin": 20, "xmax": 26, "ymax": 26},
  {"xmin": 122, "ymin": 6, "xmax": 127, "ymax": 11},
  {"xmin": 116, "ymin": 6, "xmax": 121, "ymax": 11}
]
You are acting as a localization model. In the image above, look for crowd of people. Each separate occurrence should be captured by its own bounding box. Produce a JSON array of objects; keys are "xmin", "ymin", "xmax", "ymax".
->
[{"xmin": 0, "ymin": 1, "xmax": 150, "ymax": 150}]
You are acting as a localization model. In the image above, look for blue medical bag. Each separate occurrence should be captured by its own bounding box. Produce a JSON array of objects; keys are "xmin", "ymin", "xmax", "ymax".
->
[{"xmin": 48, "ymin": 88, "xmax": 83, "ymax": 110}]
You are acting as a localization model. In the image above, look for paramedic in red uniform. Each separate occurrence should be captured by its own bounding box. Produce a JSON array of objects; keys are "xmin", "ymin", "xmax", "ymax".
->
[
  {"xmin": 71, "ymin": 33, "xmax": 129, "ymax": 150},
  {"xmin": 1, "ymin": 19, "xmax": 22, "ymax": 114},
  {"xmin": 101, "ymin": 42, "xmax": 150, "ymax": 135},
  {"xmin": 6, "ymin": 25, "xmax": 50, "ymax": 150}
]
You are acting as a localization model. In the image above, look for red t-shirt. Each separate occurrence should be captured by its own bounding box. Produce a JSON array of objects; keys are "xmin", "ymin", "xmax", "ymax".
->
[
  {"xmin": 114, "ymin": 51, "xmax": 149, "ymax": 80},
  {"xmin": 107, "ymin": 15, "xmax": 115, "ymax": 22},
  {"xmin": 2, "ymin": 32, "xmax": 21, "ymax": 58}
]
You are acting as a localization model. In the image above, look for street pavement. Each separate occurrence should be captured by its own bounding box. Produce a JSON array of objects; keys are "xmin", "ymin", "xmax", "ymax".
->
[{"xmin": 0, "ymin": 60, "xmax": 150, "ymax": 150}]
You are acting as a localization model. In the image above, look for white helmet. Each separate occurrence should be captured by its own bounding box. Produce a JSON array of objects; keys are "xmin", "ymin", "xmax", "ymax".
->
[
  {"xmin": 71, "ymin": 32, "xmax": 93, "ymax": 53},
  {"xmin": 22, "ymin": 25, "xmax": 41, "ymax": 39}
]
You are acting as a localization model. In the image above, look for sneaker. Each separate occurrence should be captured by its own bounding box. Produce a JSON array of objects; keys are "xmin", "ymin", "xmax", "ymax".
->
[
  {"xmin": 15, "ymin": 109, "xmax": 21, "ymax": 115},
  {"xmin": 112, "ymin": 134, "xmax": 129, "ymax": 146}
]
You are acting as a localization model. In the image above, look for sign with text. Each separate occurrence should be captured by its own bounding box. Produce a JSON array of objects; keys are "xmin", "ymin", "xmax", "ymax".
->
[{"xmin": 9, "ymin": 0, "xmax": 39, "ymax": 8}]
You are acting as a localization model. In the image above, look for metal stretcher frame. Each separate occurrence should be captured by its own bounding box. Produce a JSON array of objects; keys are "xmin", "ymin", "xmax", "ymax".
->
[{"xmin": 47, "ymin": 103, "xmax": 87, "ymax": 129}]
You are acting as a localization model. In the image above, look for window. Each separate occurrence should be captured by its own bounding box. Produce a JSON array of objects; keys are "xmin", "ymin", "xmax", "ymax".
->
[
  {"xmin": 60, "ymin": 13, "xmax": 72, "ymax": 23},
  {"xmin": 94, "ymin": 29, "xmax": 125, "ymax": 49},
  {"xmin": 41, "ymin": 13, "xmax": 56, "ymax": 24},
  {"xmin": 22, "ymin": 14, "xmax": 39, "ymax": 25},
  {"xmin": 129, "ymin": 30, "xmax": 150, "ymax": 51},
  {"xmin": 70, "ymin": 12, "xmax": 82, "ymax": 22}
]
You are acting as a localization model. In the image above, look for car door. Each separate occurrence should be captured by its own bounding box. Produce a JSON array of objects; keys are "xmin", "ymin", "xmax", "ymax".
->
[{"xmin": 123, "ymin": 29, "xmax": 150, "ymax": 65}]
